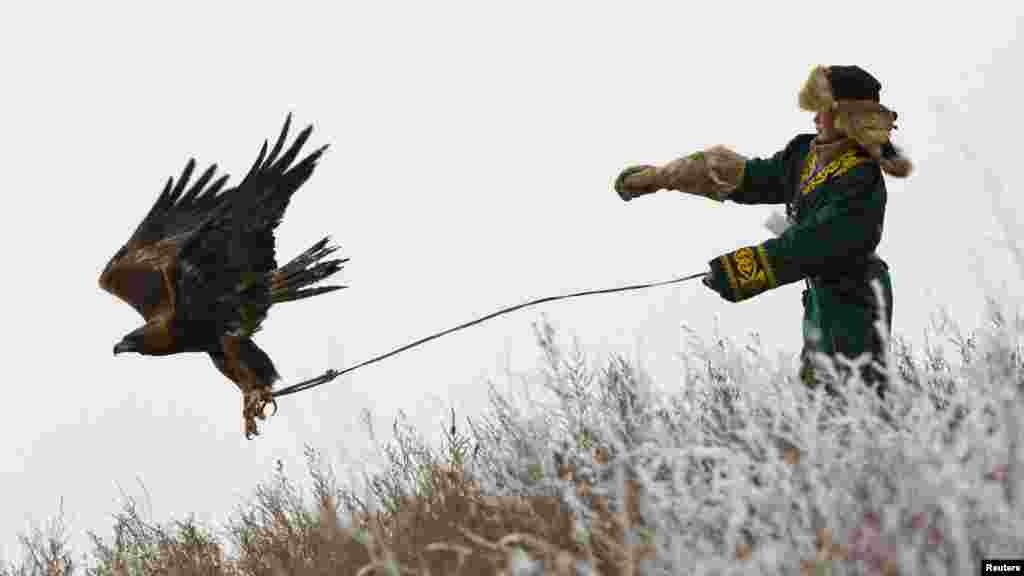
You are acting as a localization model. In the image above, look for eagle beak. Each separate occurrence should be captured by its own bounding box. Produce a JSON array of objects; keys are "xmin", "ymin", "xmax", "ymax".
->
[{"xmin": 113, "ymin": 340, "xmax": 137, "ymax": 355}]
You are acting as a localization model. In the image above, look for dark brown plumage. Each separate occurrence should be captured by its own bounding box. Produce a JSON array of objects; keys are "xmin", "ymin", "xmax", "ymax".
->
[{"xmin": 99, "ymin": 114, "xmax": 347, "ymax": 438}]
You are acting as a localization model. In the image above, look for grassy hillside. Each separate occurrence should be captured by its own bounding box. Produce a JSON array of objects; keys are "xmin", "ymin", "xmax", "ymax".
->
[{"xmin": 4, "ymin": 296, "xmax": 1023, "ymax": 575}]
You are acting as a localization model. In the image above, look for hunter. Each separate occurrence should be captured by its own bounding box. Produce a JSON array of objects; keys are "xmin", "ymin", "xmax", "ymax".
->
[{"xmin": 614, "ymin": 65, "xmax": 913, "ymax": 398}]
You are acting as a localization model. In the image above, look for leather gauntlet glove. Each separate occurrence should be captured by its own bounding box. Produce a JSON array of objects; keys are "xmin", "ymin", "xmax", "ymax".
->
[{"xmin": 615, "ymin": 165, "xmax": 662, "ymax": 201}]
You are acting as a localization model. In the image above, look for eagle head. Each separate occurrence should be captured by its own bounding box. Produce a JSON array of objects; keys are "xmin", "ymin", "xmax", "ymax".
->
[{"xmin": 113, "ymin": 326, "xmax": 146, "ymax": 356}]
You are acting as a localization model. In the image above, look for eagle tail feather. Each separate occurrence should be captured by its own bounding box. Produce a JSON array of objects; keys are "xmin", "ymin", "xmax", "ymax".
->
[{"xmin": 269, "ymin": 236, "xmax": 347, "ymax": 305}]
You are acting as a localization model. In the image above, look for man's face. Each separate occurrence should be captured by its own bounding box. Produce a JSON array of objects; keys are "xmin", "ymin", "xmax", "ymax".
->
[{"xmin": 814, "ymin": 109, "xmax": 841, "ymax": 142}]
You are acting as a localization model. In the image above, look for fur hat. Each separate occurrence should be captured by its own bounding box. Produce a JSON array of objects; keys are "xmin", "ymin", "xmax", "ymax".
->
[{"xmin": 799, "ymin": 65, "xmax": 913, "ymax": 178}]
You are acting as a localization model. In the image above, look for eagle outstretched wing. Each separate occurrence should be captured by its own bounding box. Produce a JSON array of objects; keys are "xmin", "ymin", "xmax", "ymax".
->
[
  {"xmin": 173, "ymin": 115, "xmax": 329, "ymax": 336},
  {"xmin": 98, "ymin": 152, "xmax": 231, "ymax": 320},
  {"xmin": 98, "ymin": 114, "xmax": 326, "ymax": 328}
]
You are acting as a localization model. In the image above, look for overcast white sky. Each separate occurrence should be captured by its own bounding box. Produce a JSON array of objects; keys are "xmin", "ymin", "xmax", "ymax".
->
[{"xmin": 1, "ymin": 1, "xmax": 1021, "ymax": 561}]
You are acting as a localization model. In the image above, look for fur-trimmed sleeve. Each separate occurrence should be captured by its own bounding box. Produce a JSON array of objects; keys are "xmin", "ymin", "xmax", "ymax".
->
[
  {"xmin": 657, "ymin": 145, "xmax": 747, "ymax": 202},
  {"xmin": 728, "ymin": 134, "xmax": 813, "ymax": 206}
]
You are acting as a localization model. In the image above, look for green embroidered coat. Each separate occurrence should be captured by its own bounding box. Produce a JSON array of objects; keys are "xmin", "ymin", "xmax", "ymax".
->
[{"xmin": 706, "ymin": 133, "xmax": 893, "ymax": 393}]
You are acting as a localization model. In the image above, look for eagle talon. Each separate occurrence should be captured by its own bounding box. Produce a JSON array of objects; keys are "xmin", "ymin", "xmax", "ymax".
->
[
  {"xmin": 241, "ymin": 388, "xmax": 276, "ymax": 438},
  {"xmin": 257, "ymin": 388, "xmax": 275, "ymax": 420},
  {"xmin": 244, "ymin": 416, "xmax": 259, "ymax": 439}
]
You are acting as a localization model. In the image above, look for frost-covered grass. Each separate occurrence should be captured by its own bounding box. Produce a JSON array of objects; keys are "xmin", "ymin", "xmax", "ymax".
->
[{"xmin": 5, "ymin": 290, "xmax": 1023, "ymax": 575}]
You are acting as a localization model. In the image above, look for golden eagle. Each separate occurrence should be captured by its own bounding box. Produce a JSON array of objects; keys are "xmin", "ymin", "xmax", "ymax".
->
[{"xmin": 99, "ymin": 115, "xmax": 346, "ymax": 438}]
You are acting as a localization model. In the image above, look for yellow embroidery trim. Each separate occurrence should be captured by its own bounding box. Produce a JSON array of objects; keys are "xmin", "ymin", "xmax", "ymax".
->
[
  {"xmin": 798, "ymin": 148, "xmax": 816, "ymax": 188},
  {"xmin": 755, "ymin": 244, "xmax": 777, "ymax": 289},
  {"xmin": 799, "ymin": 148, "xmax": 869, "ymax": 196},
  {"xmin": 719, "ymin": 254, "xmax": 738, "ymax": 295},
  {"xmin": 734, "ymin": 247, "xmax": 772, "ymax": 292},
  {"xmin": 733, "ymin": 247, "xmax": 759, "ymax": 290},
  {"xmin": 720, "ymin": 245, "xmax": 778, "ymax": 300}
]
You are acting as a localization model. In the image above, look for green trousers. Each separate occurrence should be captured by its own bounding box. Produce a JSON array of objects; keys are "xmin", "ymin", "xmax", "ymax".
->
[{"xmin": 798, "ymin": 262, "xmax": 893, "ymax": 398}]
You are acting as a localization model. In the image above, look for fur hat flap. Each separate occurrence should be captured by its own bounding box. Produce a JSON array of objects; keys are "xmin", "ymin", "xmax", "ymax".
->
[{"xmin": 799, "ymin": 65, "xmax": 834, "ymax": 112}]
